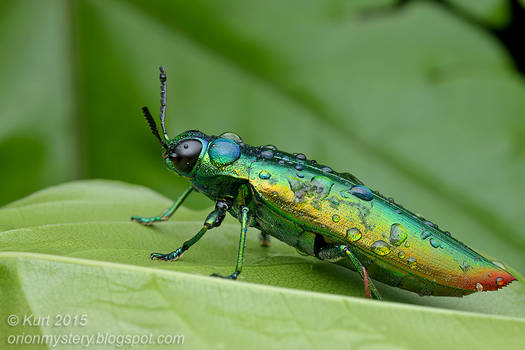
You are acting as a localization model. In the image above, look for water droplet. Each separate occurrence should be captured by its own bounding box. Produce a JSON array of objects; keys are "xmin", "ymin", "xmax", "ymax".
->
[
  {"xmin": 492, "ymin": 261, "xmax": 506, "ymax": 270},
  {"xmin": 407, "ymin": 257, "xmax": 417, "ymax": 269},
  {"xmin": 294, "ymin": 153, "xmax": 306, "ymax": 161},
  {"xmin": 310, "ymin": 160, "xmax": 317, "ymax": 164},
  {"xmin": 429, "ymin": 238, "xmax": 441, "ymax": 248},
  {"xmin": 263, "ymin": 145, "xmax": 277, "ymax": 150},
  {"xmin": 296, "ymin": 172, "xmax": 304, "ymax": 178},
  {"xmin": 346, "ymin": 228, "xmax": 362, "ymax": 242},
  {"xmin": 398, "ymin": 251, "xmax": 405, "ymax": 259},
  {"xmin": 389, "ymin": 223, "xmax": 407, "ymax": 246},
  {"xmin": 321, "ymin": 166, "xmax": 333, "ymax": 174},
  {"xmin": 476, "ymin": 283, "xmax": 483, "ymax": 292},
  {"xmin": 404, "ymin": 241, "xmax": 411, "ymax": 248},
  {"xmin": 295, "ymin": 164, "xmax": 303, "ymax": 171},
  {"xmin": 444, "ymin": 231, "xmax": 451, "ymax": 237},
  {"xmin": 260, "ymin": 150, "xmax": 274, "ymax": 160},
  {"xmin": 278, "ymin": 160, "xmax": 285, "ymax": 165},
  {"xmin": 332, "ymin": 214, "xmax": 341, "ymax": 223},
  {"xmin": 420, "ymin": 229, "xmax": 432, "ymax": 240},
  {"xmin": 387, "ymin": 197, "xmax": 394, "ymax": 203},
  {"xmin": 209, "ymin": 138, "xmax": 241, "ymax": 166},
  {"xmin": 371, "ymin": 240, "xmax": 392, "ymax": 256},
  {"xmin": 259, "ymin": 170, "xmax": 271, "ymax": 179},
  {"xmin": 272, "ymin": 191, "xmax": 278, "ymax": 197},
  {"xmin": 220, "ymin": 132, "xmax": 244, "ymax": 145},
  {"xmin": 424, "ymin": 220, "xmax": 438, "ymax": 228},
  {"xmin": 496, "ymin": 277, "xmax": 504, "ymax": 286},
  {"xmin": 349, "ymin": 185, "xmax": 373, "ymax": 201}
]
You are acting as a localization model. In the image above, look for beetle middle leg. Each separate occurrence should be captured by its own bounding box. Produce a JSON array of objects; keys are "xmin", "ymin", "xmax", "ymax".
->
[
  {"xmin": 150, "ymin": 201, "xmax": 228, "ymax": 261},
  {"xmin": 316, "ymin": 243, "xmax": 383, "ymax": 300},
  {"xmin": 131, "ymin": 186, "xmax": 193, "ymax": 225},
  {"xmin": 211, "ymin": 206, "xmax": 250, "ymax": 280}
]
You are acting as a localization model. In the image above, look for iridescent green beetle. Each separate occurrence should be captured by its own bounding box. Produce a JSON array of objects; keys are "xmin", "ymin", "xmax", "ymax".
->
[{"xmin": 132, "ymin": 67, "xmax": 516, "ymax": 300}]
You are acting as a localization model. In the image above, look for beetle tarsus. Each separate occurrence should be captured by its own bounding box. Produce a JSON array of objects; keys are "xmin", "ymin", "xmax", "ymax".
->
[
  {"xmin": 210, "ymin": 272, "xmax": 239, "ymax": 280},
  {"xmin": 131, "ymin": 215, "xmax": 162, "ymax": 226},
  {"xmin": 150, "ymin": 249, "xmax": 183, "ymax": 261},
  {"xmin": 259, "ymin": 232, "xmax": 271, "ymax": 247}
]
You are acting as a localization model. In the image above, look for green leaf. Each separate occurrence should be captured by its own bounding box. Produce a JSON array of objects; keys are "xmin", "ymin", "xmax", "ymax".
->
[{"xmin": 1, "ymin": 180, "xmax": 524, "ymax": 349}]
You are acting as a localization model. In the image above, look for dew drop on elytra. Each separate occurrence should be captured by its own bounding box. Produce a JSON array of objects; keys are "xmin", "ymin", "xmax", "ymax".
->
[{"xmin": 259, "ymin": 170, "xmax": 271, "ymax": 179}]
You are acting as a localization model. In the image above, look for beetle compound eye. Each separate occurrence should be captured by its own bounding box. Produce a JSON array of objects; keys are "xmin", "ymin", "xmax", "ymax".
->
[
  {"xmin": 208, "ymin": 138, "xmax": 241, "ymax": 167},
  {"xmin": 169, "ymin": 139, "xmax": 203, "ymax": 174}
]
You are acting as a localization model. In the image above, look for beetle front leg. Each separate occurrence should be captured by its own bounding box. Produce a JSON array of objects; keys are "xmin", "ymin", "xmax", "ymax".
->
[
  {"xmin": 211, "ymin": 206, "xmax": 250, "ymax": 280},
  {"xmin": 131, "ymin": 187, "xmax": 193, "ymax": 225},
  {"xmin": 150, "ymin": 201, "xmax": 228, "ymax": 261}
]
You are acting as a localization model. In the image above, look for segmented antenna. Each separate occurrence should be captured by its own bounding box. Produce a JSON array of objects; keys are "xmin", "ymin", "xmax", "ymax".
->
[
  {"xmin": 159, "ymin": 66, "xmax": 169, "ymax": 141},
  {"xmin": 142, "ymin": 106, "xmax": 168, "ymax": 150}
]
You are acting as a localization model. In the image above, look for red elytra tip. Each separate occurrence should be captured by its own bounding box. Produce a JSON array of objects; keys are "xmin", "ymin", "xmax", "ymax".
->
[{"xmin": 476, "ymin": 269, "xmax": 516, "ymax": 292}]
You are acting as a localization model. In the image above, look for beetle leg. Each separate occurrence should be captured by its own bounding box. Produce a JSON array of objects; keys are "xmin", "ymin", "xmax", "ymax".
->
[
  {"xmin": 259, "ymin": 232, "xmax": 271, "ymax": 247},
  {"xmin": 211, "ymin": 206, "xmax": 250, "ymax": 280},
  {"xmin": 150, "ymin": 201, "xmax": 228, "ymax": 261},
  {"xmin": 339, "ymin": 245, "xmax": 383, "ymax": 301},
  {"xmin": 131, "ymin": 186, "xmax": 193, "ymax": 225},
  {"xmin": 316, "ymin": 244, "xmax": 382, "ymax": 300}
]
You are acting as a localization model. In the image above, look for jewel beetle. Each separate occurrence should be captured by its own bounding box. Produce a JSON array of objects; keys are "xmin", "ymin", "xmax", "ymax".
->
[{"xmin": 132, "ymin": 67, "xmax": 516, "ymax": 300}]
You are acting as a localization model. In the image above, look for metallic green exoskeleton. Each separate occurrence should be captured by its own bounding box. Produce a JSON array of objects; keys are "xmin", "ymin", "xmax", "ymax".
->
[{"xmin": 132, "ymin": 67, "xmax": 516, "ymax": 300}]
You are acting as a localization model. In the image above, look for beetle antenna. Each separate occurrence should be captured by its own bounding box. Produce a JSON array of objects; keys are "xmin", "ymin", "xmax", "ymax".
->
[
  {"xmin": 142, "ymin": 106, "xmax": 168, "ymax": 150},
  {"xmin": 159, "ymin": 66, "xmax": 169, "ymax": 141}
]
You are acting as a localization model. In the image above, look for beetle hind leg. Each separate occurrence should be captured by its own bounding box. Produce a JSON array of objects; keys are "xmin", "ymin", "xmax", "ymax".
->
[
  {"xmin": 316, "ymin": 243, "xmax": 382, "ymax": 300},
  {"xmin": 259, "ymin": 232, "xmax": 271, "ymax": 247},
  {"xmin": 340, "ymin": 245, "xmax": 382, "ymax": 300}
]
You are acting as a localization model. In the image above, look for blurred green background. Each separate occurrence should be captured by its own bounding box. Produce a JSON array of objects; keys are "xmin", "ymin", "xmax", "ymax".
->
[{"xmin": 1, "ymin": 0, "xmax": 524, "ymax": 274}]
